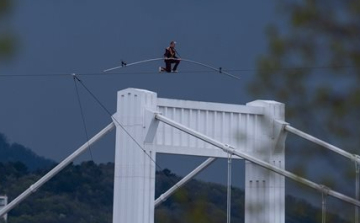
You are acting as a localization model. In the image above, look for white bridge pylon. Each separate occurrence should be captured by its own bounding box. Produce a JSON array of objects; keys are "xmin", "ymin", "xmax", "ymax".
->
[
  {"xmin": 1, "ymin": 88, "xmax": 360, "ymax": 223},
  {"xmin": 113, "ymin": 88, "xmax": 286, "ymax": 223},
  {"xmin": 113, "ymin": 88, "xmax": 360, "ymax": 223}
]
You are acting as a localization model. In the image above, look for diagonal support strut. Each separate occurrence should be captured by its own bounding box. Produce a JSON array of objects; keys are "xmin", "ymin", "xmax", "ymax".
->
[
  {"xmin": 0, "ymin": 122, "xmax": 115, "ymax": 218},
  {"xmin": 155, "ymin": 113, "xmax": 360, "ymax": 208},
  {"xmin": 154, "ymin": 157, "xmax": 216, "ymax": 207}
]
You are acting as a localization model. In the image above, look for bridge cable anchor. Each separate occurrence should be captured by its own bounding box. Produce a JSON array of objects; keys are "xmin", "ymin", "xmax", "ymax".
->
[{"xmin": 72, "ymin": 73, "xmax": 80, "ymax": 81}]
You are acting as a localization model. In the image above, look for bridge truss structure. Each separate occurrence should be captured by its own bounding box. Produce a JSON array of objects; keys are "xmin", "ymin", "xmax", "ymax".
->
[{"xmin": 1, "ymin": 88, "xmax": 360, "ymax": 223}]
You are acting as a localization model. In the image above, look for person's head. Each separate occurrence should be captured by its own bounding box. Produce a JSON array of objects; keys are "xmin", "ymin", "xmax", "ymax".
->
[{"xmin": 170, "ymin": 41, "xmax": 176, "ymax": 48}]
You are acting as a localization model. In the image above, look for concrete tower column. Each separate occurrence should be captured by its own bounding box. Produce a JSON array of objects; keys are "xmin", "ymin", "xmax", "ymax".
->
[
  {"xmin": 112, "ymin": 88, "xmax": 157, "ymax": 223},
  {"xmin": 245, "ymin": 100, "xmax": 286, "ymax": 223}
]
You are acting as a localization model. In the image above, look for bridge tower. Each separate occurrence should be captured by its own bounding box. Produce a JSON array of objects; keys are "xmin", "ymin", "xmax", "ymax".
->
[{"xmin": 112, "ymin": 88, "xmax": 286, "ymax": 223}]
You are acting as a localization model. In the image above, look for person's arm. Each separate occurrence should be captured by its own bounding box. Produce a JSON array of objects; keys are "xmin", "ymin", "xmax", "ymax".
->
[{"xmin": 164, "ymin": 48, "xmax": 170, "ymax": 58}]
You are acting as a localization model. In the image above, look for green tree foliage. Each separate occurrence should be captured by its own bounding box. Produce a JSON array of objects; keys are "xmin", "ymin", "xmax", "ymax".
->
[
  {"xmin": 251, "ymin": 0, "xmax": 360, "ymax": 148},
  {"xmin": 0, "ymin": 162, "xmax": 349, "ymax": 223},
  {"xmin": 0, "ymin": 0, "xmax": 14, "ymax": 60},
  {"xmin": 250, "ymin": 1, "xmax": 360, "ymax": 217}
]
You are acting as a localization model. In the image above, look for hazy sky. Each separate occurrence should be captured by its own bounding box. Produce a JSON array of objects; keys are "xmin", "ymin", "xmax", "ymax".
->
[{"xmin": 0, "ymin": 1, "xmax": 280, "ymax": 187}]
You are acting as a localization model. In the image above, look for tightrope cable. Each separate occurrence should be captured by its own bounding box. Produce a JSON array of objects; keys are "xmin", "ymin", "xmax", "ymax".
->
[
  {"xmin": 1, "ymin": 62, "xmax": 359, "ymax": 78},
  {"xmin": 103, "ymin": 57, "xmax": 241, "ymax": 80}
]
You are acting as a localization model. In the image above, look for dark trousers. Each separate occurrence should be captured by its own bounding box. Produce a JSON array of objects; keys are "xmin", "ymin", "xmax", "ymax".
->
[{"xmin": 163, "ymin": 59, "xmax": 180, "ymax": 72}]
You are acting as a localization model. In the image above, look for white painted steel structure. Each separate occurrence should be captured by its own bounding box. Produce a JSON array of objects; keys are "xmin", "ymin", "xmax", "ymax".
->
[
  {"xmin": 0, "ymin": 196, "xmax": 7, "ymax": 222},
  {"xmin": 112, "ymin": 88, "xmax": 286, "ymax": 223},
  {"xmin": 0, "ymin": 123, "xmax": 115, "ymax": 217},
  {"xmin": 154, "ymin": 157, "xmax": 216, "ymax": 207},
  {"xmin": 1, "ymin": 87, "xmax": 360, "ymax": 223}
]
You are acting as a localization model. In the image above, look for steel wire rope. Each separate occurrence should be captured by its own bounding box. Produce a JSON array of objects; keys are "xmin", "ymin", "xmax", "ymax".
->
[
  {"xmin": 103, "ymin": 57, "xmax": 241, "ymax": 80},
  {"xmin": 72, "ymin": 75, "xmax": 192, "ymax": 201},
  {"xmin": 73, "ymin": 74, "xmax": 95, "ymax": 162},
  {"xmin": 321, "ymin": 185, "xmax": 329, "ymax": 223},
  {"xmin": 1, "ymin": 63, "xmax": 360, "ymax": 78},
  {"xmin": 227, "ymin": 153, "xmax": 232, "ymax": 223}
]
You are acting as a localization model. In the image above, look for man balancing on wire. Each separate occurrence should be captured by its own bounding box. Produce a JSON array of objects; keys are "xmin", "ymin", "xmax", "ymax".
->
[{"xmin": 159, "ymin": 41, "xmax": 181, "ymax": 73}]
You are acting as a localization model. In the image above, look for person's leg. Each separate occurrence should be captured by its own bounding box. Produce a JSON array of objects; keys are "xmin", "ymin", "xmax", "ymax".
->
[
  {"xmin": 172, "ymin": 59, "xmax": 180, "ymax": 71},
  {"xmin": 165, "ymin": 59, "xmax": 172, "ymax": 72},
  {"xmin": 160, "ymin": 60, "xmax": 168, "ymax": 72}
]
